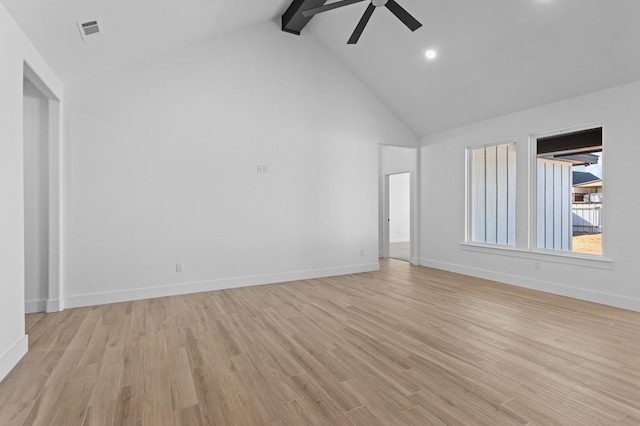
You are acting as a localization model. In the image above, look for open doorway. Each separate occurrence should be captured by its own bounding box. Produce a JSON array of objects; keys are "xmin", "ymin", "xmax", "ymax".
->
[
  {"xmin": 23, "ymin": 78, "xmax": 49, "ymax": 313},
  {"xmin": 23, "ymin": 64, "xmax": 61, "ymax": 313},
  {"xmin": 388, "ymin": 172, "xmax": 411, "ymax": 262},
  {"xmin": 379, "ymin": 145, "xmax": 417, "ymax": 263}
]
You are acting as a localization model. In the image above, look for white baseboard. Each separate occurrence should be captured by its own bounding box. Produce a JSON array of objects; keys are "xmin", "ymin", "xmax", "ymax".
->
[
  {"xmin": 25, "ymin": 299, "xmax": 46, "ymax": 314},
  {"xmin": 46, "ymin": 299, "xmax": 63, "ymax": 313},
  {"xmin": 420, "ymin": 258, "xmax": 640, "ymax": 313},
  {"xmin": 0, "ymin": 335, "xmax": 28, "ymax": 383},
  {"xmin": 25, "ymin": 299, "xmax": 63, "ymax": 313},
  {"xmin": 64, "ymin": 263, "xmax": 380, "ymax": 309}
]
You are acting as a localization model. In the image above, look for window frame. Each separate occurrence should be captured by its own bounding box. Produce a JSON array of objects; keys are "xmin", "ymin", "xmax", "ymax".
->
[{"xmin": 529, "ymin": 121, "xmax": 605, "ymax": 258}]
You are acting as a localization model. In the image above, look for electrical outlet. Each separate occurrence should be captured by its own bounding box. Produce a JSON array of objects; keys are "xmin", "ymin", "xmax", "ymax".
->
[
  {"xmin": 534, "ymin": 261, "xmax": 541, "ymax": 270},
  {"xmin": 176, "ymin": 263, "xmax": 184, "ymax": 273},
  {"xmin": 360, "ymin": 249, "xmax": 365, "ymax": 256},
  {"xmin": 257, "ymin": 165, "xmax": 269, "ymax": 174}
]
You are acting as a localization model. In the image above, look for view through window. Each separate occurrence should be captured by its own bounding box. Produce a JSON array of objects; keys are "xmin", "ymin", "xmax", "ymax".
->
[
  {"xmin": 470, "ymin": 142, "xmax": 516, "ymax": 246},
  {"xmin": 536, "ymin": 128, "xmax": 602, "ymax": 254}
]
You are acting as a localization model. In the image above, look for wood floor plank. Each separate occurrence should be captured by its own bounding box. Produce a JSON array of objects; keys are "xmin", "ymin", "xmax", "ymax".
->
[
  {"xmin": 407, "ymin": 369, "xmax": 530, "ymax": 425},
  {"xmin": 401, "ymin": 405, "xmax": 447, "ymax": 426},
  {"xmin": 619, "ymin": 415, "xmax": 640, "ymax": 425},
  {"xmin": 330, "ymin": 342, "xmax": 420, "ymax": 397},
  {"xmin": 143, "ymin": 366, "xmax": 173, "ymax": 426},
  {"xmin": 251, "ymin": 328, "xmax": 303, "ymax": 377},
  {"xmin": 345, "ymin": 406, "xmax": 385, "ymax": 426},
  {"xmin": 49, "ymin": 363, "xmax": 99, "ymax": 426},
  {"xmin": 281, "ymin": 396, "xmax": 351, "ymax": 426},
  {"xmin": 343, "ymin": 377, "xmax": 413, "ymax": 426},
  {"xmin": 0, "ymin": 401, "xmax": 33, "ymax": 426},
  {"xmin": 1, "ymin": 259, "xmax": 638, "ymax": 425},
  {"xmin": 242, "ymin": 347, "xmax": 301, "ymax": 404},
  {"xmin": 110, "ymin": 385, "xmax": 143, "ymax": 426},
  {"xmin": 46, "ymin": 309, "xmax": 103, "ymax": 386},
  {"xmin": 25, "ymin": 312, "xmax": 46, "ymax": 333},
  {"xmin": 78, "ymin": 321, "xmax": 113, "ymax": 367},
  {"xmin": 120, "ymin": 333, "xmax": 147, "ymax": 390},
  {"xmin": 83, "ymin": 401, "xmax": 116, "ymax": 426},
  {"xmin": 191, "ymin": 367, "xmax": 234, "ymax": 426},
  {"xmin": 6, "ymin": 349, "xmax": 63, "ymax": 406},
  {"xmin": 167, "ymin": 347, "xmax": 199, "ymax": 411},
  {"xmin": 27, "ymin": 309, "xmax": 74, "ymax": 351},
  {"xmin": 234, "ymin": 358, "xmax": 287, "ymax": 423},
  {"xmin": 280, "ymin": 398, "xmax": 316, "ymax": 425},
  {"xmin": 216, "ymin": 371, "xmax": 265, "ymax": 426},
  {"xmin": 143, "ymin": 328, "xmax": 173, "ymax": 426},
  {"xmin": 22, "ymin": 381, "xmax": 70, "ymax": 426},
  {"xmin": 89, "ymin": 345, "xmax": 124, "ymax": 407},
  {"xmin": 286, "ymin": 338, "xmax": 362, "ymax": 412},
  {"xmin": 0, "ymin": 360, "xmax": 31, "ymax": 408},
  {"xmin": 181, "ymin": 327, "xmax": 207, "ymax": 370},
  {"xmin": 173, "ymin": 404, "xmax": 204, "ymax": 426}
]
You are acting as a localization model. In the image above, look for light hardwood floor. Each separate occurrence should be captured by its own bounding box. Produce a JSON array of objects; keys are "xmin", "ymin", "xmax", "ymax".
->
[{"xmin": 1, "ymin": 259, "xmax": 639, "ymax": 425}]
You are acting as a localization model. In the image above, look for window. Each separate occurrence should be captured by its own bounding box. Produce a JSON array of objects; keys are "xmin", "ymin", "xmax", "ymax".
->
[
  {"xmin": 535, "ymin": 127, "xmax": 603, "ymax": 255},
  {"xmin": 469, "ymin": 142, "xmax": 516, "ymax": 245}
]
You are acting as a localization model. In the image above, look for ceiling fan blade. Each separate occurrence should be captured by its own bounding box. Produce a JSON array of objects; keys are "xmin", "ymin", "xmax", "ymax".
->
[
  {"xmin": 347, "ymin": 3, "xmax": 376, "ymax": 44},
  {"xmin": 385, "ymin": 0, "xmax": 422, "ymax": 31},
  {"xmin": 302, "ymin": 0, "xmax": 367, "ymax": 18}
]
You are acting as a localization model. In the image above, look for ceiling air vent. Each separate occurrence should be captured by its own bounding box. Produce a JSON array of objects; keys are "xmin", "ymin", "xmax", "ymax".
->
[{"xmin": 77, "ymin": 19, "xmax": 102, "ymax": 41}]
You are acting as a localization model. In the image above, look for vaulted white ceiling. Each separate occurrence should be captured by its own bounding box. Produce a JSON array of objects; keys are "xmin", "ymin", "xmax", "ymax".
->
[
  {"xmin": 4, "ymin": 0, "xmax": 640, "ymax": 136},
  {"xmin": 307, "ymin": 0, "xmax": 640, "ymax": 135},
  {"xmin": 2, "ymin": 0, "xmax": 292, "ymax": 84}
]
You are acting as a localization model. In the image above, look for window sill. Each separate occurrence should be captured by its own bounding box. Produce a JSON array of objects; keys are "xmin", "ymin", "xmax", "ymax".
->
[{"xmin": 460, "ymin": 242, "xmax": 613, "ymax": 270}]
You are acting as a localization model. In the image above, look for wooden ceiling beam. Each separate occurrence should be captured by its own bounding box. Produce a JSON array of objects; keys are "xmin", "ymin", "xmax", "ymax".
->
[{"xmin": 282, "ymin": 0, "xmax": 328, "ymax": 35}]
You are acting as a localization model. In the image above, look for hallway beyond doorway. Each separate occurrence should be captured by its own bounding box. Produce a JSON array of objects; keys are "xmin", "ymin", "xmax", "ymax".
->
[{"xmin": 389, "ymin": 241, "xmax": 409, "ymax": 261}]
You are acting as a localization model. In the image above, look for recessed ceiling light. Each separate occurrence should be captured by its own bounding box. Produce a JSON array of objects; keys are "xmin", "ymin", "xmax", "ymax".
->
[{"xmin": 425, "ymin": 49, "xmax": 437, "ymax": 60}]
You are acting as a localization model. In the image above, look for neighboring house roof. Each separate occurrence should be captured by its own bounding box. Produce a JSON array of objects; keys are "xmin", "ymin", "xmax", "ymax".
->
[
  {"xmin": 573, "ymin": 171, "xmax": 600, "ymax": 186},
  {"xmin": 574, "ymin": 179, "xmax": 602, "ymax": 189}
]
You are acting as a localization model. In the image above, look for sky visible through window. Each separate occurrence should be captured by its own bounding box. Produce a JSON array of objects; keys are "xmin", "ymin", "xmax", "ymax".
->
[{"xmin": 573, "ymin": 152, "xmax": 602, "ymax": 178}]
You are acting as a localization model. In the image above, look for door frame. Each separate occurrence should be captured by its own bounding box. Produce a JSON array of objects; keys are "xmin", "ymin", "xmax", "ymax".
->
[
  {"xmin": 23, "ymin": 63, "xmax": 63, "ymax": 313},
  {"xmin": 378, "ymin": 145, "xmax": 419, "ymax": 265},
  {"xmin": 384, "ymin": 171, "xmax": 412, "ymax": 261}
]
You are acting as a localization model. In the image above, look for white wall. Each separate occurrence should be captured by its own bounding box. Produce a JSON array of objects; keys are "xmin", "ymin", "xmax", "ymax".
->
[
  {"xmin": 389, "ymin": 173, "xmax": 410, "ymax": 243},
  {"xmin": 63, "ymin": 21, "xmax": 417, "ymax": 307},
  {"xmin": 0, "ymin": 2, "xmax": 62, "ymax": 382},
  {"xmin": 23, "ymin": 78, "xmax": 49, "ymax": 313},
  {"xmin": 421, "ymin": 80, "xmax": 640, "ymax": 312}
]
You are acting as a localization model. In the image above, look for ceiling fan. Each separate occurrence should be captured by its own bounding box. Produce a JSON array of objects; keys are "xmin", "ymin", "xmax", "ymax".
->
[{"xmin": 302, "ymin": 0, "xmax": 422, "ymax": 44}]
